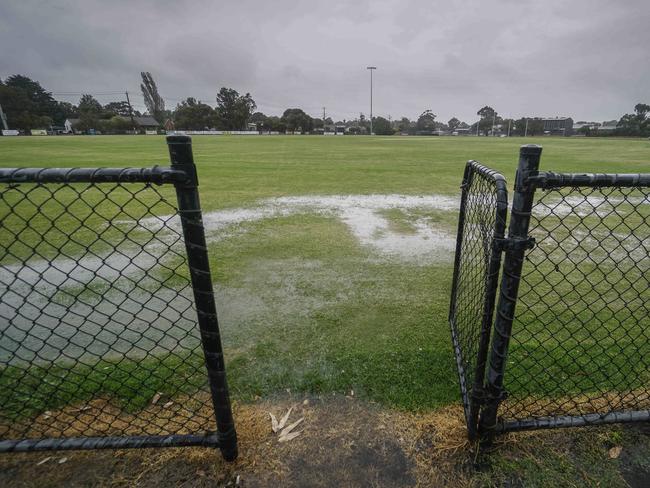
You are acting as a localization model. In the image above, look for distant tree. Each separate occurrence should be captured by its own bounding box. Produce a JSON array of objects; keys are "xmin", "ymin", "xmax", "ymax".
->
[
  {"xmin": 616, "ymin": 103, "xmax": 649, "ymax": 136},
  {"xmin": 447, "ymin": 117, "xmax": 461, "ymax": 131},
  {"xmin": 173, "ymin": 98, "xmax": 216, "ymax": 130},
  {"xmin": 0, "ymin": 75, "xmax": 60, "ymax": 129},
  {"xmin": 372, "ymin": 116, "xmax": 394, "ymax": 135},
  {"xmin": 215, "ymin": 87, "xmax": 256, "ymax": 130},
  {"xmin": 140, "ymin": 72, "xmax": 166, "ymax": 123},
  {"xmin": 265, "ymin": 115, "xmax": 284, "ymax": 132},
  {"xmin": 477, "ymin": 106, "xmax": 497, "ymax": 136},
  {"xmin": 104, "ymin": 101, "xmax": 133, "ymax": 117},
  {"xmin": 281, "ymin": 108, "xmax": 312, "ymax": 133},
  {"xmin": 397, "ymin": 117, "xmax": 412, "ymax": 133},
  {"xmin": 78, "ymin": 94, "xmax": 103, "ymax": 114},
  {"xmin": 416, "ymin": 110, "xmax": 437, "ymax": 132},
  {"xmin": 513, "ymin": 117, "xmax": 544, "ymax": 136}
]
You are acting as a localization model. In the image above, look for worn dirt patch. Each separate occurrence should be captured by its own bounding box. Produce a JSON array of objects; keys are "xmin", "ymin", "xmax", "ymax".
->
[{"xmin": 0, "ymin": 396, "xmax": 472, "ymax": 487}]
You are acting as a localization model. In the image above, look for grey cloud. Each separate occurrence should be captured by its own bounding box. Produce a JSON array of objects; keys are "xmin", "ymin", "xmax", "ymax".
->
[{"xmin": 1, "ymin": 0, "xmax": 648, "ymax": 122}]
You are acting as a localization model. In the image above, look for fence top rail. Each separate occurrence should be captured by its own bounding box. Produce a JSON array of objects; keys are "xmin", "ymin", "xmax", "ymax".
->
[
  {"xmin": 0, "ymin": 166, "xmax": 190, "ymax": 185},
  {"xmin": 526, "ymin": 171, "xmax": 650, "ymax": 189}
]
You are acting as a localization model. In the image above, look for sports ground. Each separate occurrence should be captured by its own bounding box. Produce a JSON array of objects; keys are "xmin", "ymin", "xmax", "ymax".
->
[{"xmin": 1, "ymin": 135, "xmax": 649, "ymax": 486}]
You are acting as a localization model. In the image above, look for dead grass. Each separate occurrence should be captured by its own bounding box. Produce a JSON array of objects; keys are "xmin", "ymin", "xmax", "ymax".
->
[{"xmin": 1, "ymin": 395, "xmax": 648, "ymax": 487}]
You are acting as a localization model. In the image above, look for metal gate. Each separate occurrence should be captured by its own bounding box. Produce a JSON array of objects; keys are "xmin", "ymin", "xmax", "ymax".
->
[{"xmin": 450, "ymin": 145, "xmax": 650, "ymax": 441}]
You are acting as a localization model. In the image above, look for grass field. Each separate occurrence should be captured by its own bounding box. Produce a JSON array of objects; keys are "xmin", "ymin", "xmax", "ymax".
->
[{"xmin": 1, "ymin": 135, "xmax": 649, "ymax": 486}]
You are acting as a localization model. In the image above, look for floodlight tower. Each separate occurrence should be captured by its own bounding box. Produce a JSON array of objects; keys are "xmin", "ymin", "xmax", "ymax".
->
[{"xmin": 366, "ymin": 66, "xmax": 376, "ymax": 135}]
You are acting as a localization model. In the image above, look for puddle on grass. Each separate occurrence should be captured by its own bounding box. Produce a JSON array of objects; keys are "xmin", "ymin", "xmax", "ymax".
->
[
  {"xmin": 0, "ymin": 194, "xmax": 458, "ymax": 364},
  {"xmin": 142, "ymin": 194, "xmax": 460, "ymax": 261}
]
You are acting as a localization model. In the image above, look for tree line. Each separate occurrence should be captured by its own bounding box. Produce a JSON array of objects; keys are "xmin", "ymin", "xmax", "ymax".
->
[{"xmin": 1, "ymin": 73, "xmax": 648, "ymax": 137}]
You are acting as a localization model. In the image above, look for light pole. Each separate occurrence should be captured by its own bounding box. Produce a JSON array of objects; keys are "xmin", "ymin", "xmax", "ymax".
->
[{"xmin": 366, "ymin": 66, "xmax": 376, "ymax": 135}]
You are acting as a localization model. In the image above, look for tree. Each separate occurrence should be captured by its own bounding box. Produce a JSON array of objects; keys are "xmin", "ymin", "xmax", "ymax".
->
[
  {"xmin": 104, "ymin": 101, "xmax": 133, "ymax": 117},
  {"xmin": 173, "ymin": 98, "xmax": 216, "ymax": 130},
  {"xmin": 215, "ymin": 87, "xmax": 256, "ymax": 130},
  {"xmin": 281, "ymin": 108, "xmax": 312, "ymax": 133},
  {"xmin": 140, "ymin": 72, "xmax": 166, "ymax": 123},
  {"xmin": 447, "ymin": 117, "xmax": 461, "ymax": 131},
  {"xmin": 616, "ymin": 103, "xmax": 650, "ymax": 136},
  {"xmin": 477, "ymin": 106, "xmax": 497, "ymax": 136},
  {"xmin": 371, "ymin": 116, "xmax": 394, "ymax": 135},
  {"xmin": 0, "ymin": 75, "xmax": 60, "ymax": 130},
  {"xmin": 416, "ymin": 110, "xmax": 437, "ymax": 133}
]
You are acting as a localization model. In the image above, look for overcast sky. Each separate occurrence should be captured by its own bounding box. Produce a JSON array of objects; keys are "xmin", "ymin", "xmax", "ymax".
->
[{"xmin": 1, "ymin": 0, "xmax": 648, "ymax": 123}]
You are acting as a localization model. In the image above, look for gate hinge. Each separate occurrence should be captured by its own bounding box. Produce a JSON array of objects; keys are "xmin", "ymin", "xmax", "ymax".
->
[{"xmin": 494, "ymin": 237, "xmax": 536, "ymax": 252}]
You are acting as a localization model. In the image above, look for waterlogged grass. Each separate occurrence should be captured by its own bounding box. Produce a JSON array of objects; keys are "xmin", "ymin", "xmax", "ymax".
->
[
  {"xmin": 1, "ymin": 136, "xmax": 649, "ymax": 416},
  {"xmin": 0, "ymin": 352, "xmax": 206, "ymax": 421}
]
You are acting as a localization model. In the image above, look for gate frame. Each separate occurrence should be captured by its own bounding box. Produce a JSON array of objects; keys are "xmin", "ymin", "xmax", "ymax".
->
[
  {"xmin": 448, "ymin": 160, "xmax": 508, "ymax": 440},
  {"xmin": 0, "ymin": 135, "xmax": 237, "ymax": 461}
]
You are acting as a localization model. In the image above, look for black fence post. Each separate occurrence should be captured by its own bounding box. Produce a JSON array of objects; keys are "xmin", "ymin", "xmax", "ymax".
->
[
  {"xmin": 167, "ymin": 135, "xmax": 238, "ymax": 461},
  {"xmin": 477, "ymin": 145, "xmax": 542, "ymax": 443}
]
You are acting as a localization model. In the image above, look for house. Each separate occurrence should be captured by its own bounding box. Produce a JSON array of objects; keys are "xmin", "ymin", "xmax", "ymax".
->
[
  {"xmin": 542, "ymin": 117, "xmax": 573, "ymax": 136},
  {"xmin": 598, "ymin": 120, "xmax": 618, "ymax": 132},
  {"xmin": 65, "ymin": 115, "xmax": 160, "ymax": 134},
  {"xmin": 131, "ymin": 116, "xmax": 160, "ymax": 130}
]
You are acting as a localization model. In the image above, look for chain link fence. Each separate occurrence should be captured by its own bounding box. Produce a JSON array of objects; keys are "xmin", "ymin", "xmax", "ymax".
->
[
  {"xmin": 0, "ymin": 136, "xmax": 237, "ymax": 459},
  {"xmin": 450, "ymin": 146, "xmax": 650, "ymax": 440}
]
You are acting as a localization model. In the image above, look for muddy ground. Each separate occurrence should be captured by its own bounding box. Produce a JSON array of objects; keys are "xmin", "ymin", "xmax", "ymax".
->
[{"xmin": 1, "ymin": 395, "xmax": 649, "ymax": 487}]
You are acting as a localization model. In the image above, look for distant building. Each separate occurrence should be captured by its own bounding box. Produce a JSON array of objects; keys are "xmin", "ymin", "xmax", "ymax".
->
[
  {"xmin": 598, "ymin": 120, "xmax": 618, "ymax": 132},
  {"xmin": 64, "ymin": 116, "xmax": 160, "ymax": 134},
  {"xmin": 542, "ymin": 117, "xmax": 573, "ymax": 136}
]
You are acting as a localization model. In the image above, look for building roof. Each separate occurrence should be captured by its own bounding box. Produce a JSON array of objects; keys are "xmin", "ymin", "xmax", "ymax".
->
[
  {"xmin": 65, "ymin": 116, "xmax": 160, "ymax": 127},
  {"xmin": 132, "ymin": 116, "xmax": 159, "ymax": 127}
]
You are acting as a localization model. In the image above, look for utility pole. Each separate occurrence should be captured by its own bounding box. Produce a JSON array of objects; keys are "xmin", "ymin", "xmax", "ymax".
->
[
  {"xmin": 366, "ymin": 66, "xmax": 376, "ymax": 135},
  {"xmin": 0, "ymin": 103, "xmax": 8, "ymax": 131},
  {"xmin": 524, "ymin": 118, "xmax": 529, "ymax": 137},
  {"xmin": 476, "ymin": 119, "xmax": 480, "ymax": 136},
  {"xmin": 323, "ymin": 106, "xmax": 326, "ymax": 133},
  {"xmin": 507, "ymin": 119, "xmax": 511, "ymax": 137},
  {"xmin": 125, "ymin": 91, "xmax": 136, "ymax": 133},
  {"xmin": 491, "ymin": 112, "xmax": 496, "ymax": 136}
]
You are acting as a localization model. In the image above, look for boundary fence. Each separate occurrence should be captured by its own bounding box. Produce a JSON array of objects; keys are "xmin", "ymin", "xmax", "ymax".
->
[
  {"xmin": 450, "ymin": 145, "xmax": 650, "ymax": 441},
  {"xmin": 0, "ymin": 136, "xmax": 237, "ymax": 460}
]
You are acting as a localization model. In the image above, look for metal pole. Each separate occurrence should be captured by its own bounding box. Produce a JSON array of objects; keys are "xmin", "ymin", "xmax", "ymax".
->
[
  {"xmin": 524, "ymin": 118, "xmax": 529, "ymax": 137},
  {"xmin": 477, "ymin": 144, "xmax": 542, "ymax": 444},
  {"xmin": 367, "ymin": 66, "xmax": 376, "ymax": 135},
  {"xmin": 0, "ymin": 103, "xmax": 8, "ymax": 131},
  {"xmin": 166, "ymin": 135, "xmax": 238, "ymax": 461},
  {"xmin": 507, "ymin": 119, "xmax": 511, "ymax": 137},
  {"xmin": 125, "ymin": 91, "xmax": 137, "ymax": 133}
]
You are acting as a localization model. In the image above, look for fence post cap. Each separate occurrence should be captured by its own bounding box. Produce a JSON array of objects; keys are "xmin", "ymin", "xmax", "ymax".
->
[
  {"xmin": 166, "ymin": 135, "xmax": 192, "ymax": 144},
  {"xmin": 519, "ymin": 144, "xmax": 542, "ymax": 155}
]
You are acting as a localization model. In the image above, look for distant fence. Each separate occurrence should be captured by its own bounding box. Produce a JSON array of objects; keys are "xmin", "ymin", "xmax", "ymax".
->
[
  {"xmin": 450, "ymin": 145, "xmax": 650, "ymax": 441},
  {"xmin": 0, "ymin": 136, "xmax": 237, "ymax": 459}
]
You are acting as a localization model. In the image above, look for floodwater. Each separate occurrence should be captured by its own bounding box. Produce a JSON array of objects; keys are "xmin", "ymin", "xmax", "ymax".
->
[{"xmin": 1, "ymin": 194, "xmax": 459, "ymax": 365}]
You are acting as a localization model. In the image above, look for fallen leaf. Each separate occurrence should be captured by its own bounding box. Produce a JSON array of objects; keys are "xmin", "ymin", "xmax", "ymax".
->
[
  {"xmin": 280, "ymin": 417, "xmax": 304, "ymax": 437},
  {"xmin": 58, "ymin": 457, "xmax": 68, "ymax": 464},
  {"xmin": 36, "ymin": 457, "xmax": 51, "ymax": 466},
  {"xmin": 278, "ymin": 431, "xmax": 302, "ymax": 443},
  {"xmin": 269, "ymin": 413, "xmax": 279, "ymax": 433},
  {"xmin": 151, "ymin": 393, "xmax": 161, "ymax": 405},
  {"xmin": 163, "ymin": 401, "xmax": 173, "ymax": 408},
  {"xmin": 608, "ymin": 446, "xmax": 622, "ymax": 459},
  {"xmin": 278, "ymin": 407, "xmax": 293, "ymax": 430}
]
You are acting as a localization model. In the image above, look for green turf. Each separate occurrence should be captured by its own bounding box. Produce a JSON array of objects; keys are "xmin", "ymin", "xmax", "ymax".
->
[{"xmin": 0, "ymin": 135, "xmax": 648, "ymax": 414}]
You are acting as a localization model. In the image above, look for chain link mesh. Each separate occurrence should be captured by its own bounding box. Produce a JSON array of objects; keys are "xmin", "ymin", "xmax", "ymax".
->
[
  {"xmin": 449, "ymin": 162, "xmax": 507, "ymax": 435},
  {"xmin": 500, "ymin": 185, "xmax": 650, "ymax": 424},
  {"xmin": 0, "ymin": 180, "xmax": 217, "ymax": 445}
]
